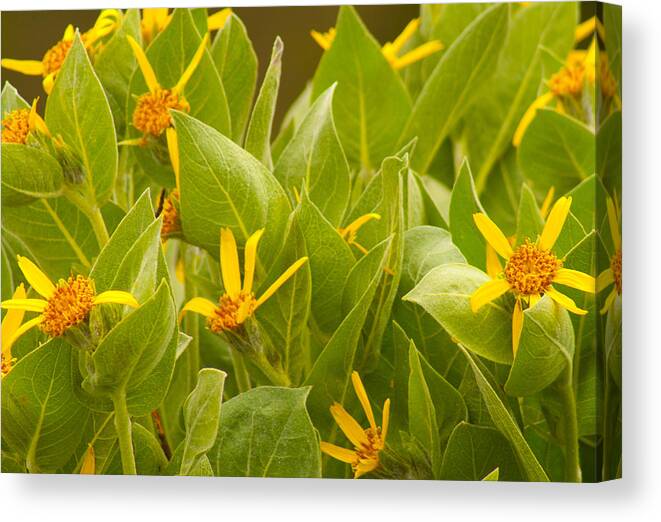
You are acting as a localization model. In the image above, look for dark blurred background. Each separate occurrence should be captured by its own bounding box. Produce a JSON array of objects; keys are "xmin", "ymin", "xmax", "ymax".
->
[{"xmin": 1, "ymin": 5, "xmax": 418, "ymax": 126}]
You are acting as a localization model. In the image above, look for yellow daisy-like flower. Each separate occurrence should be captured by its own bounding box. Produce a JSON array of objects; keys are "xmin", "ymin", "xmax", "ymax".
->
[
  {"xmin": 311, "ymin": 18, "xmax": 443, "ymax": 70},
  {"xmin": 1, "ymin": 284, "xmax": 27, "ymax": 377},
  {"xmin": 1, "ymin": 10, "xmax": 121, "ymax": 94},
  {"xmin": 338, "ymin": 213, "xmax": 381, "ymax": 255},
  {"xmin": 320, "ymin": 371, "xmax": 390, "ymax": 479},
  {"xmin": 1, "ymin": 97, "xmax": 50, "ymax": 144},
  {"xmin": 141, "ymin": 8, "xmax": 232, "ymax": 45},
  {"xmin": 0, "ymin": 256, "xmax": 139, "ymax": 345},
  {"xmin": 470, "ymin": 197, "xmax": 595, "ymax": 354},
  {"xmin": 597, "ymin": 196, "xmax": 622, "ymax": 314},
  {"xmin": 180, "ymin": 228, "xmax": 308, "ymax": 333}
]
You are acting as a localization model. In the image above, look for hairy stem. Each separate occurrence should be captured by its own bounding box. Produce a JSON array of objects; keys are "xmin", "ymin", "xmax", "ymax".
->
[
  {"xmin": 231, "ymin": 350, "xmax": 251, "ymax": 393},
  {"xmin": 112, "ymin": 392, "xmax": 137, "ymax": 475},
  {"xmin": 559, "ymin": 368, "xmax": 581, "ymax": 483},
  {"xmin": 252, "ymin": 352, "xmax": 290, "ymax": 387}
]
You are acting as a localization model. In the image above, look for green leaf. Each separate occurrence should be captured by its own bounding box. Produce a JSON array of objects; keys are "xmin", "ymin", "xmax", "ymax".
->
[
  {"xmin": 505, "ymin": 296, "xmax": 574, "ymax": 396},
  {"xmin": 515, "ymin": 184, "xmax": 544, "ymax": 242},
  {"xmin": 597, "ymin": 111, "xmax": 622, "ymax": 193},
  {"xmin": 1, "ymin": 339, "xmax": 89, "ymax": 473},
  {"xmin": 518, "ymin": 109, "xmax": 595, "ymax": 196},
  {"xmin": 464, "ymin": 2, "xmax": 578, "ymax": 193},
  {"xmin": 404, "ymin": 263, "xmax": 513, "ymax": 365},
  {"xmin": 45, "ymin": 32, "xmax": 117, "ymax": 206},
  {"xmin": 606, "ymin": 295, "xmax": 622, "ymax": 388},
  {"xmin": 440, "ymin": 422, "xmax": 522, "ymax": 481},
  {"xmin": 173, "ymin": 111, "xmax": 290, "ymax": 267},
  {"xmin": 210, "ymin": 387, "xmax": 321, "ymax": 477},
  {"xmin": 179, "ymin": 368, "xmax": 226, "ymax": 476},
  {"xmin": 402, "ymin": 4, "xmax": 509, "ymax": 173},
  {"xmin": 274, "ymin": 84, "xmax": 351, "ymax": 226},
  {"xmin": 244, "ymin": 37, "xmax": 282, "ymax": 168},
  {"xmin": 312, "ymin": 6, "xmax": 412, "ymax": 169},
  {"xmin": 1, "ymin": 144, "xmax": 63, "ymax": 206},
  {"xmin": 459, "ymin": 345, "xmax": 549, "ymax": 481},
  {"xmin": 1, "ymin": 81, "xmax": 30, "ymax": 112},
  {"xmin": 210, "ymin": 13, "xmax": 258, "ymax": 143},
  {"xmin": 104, "ymin": 423, "xmax": 168, "ymax": 475}
]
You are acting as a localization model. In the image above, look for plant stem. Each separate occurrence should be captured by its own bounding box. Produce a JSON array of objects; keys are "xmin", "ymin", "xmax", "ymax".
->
[
  {"xmin": 64, "ymin": 189, "xmax": 110, "ymax": 247},
  {"xmin": 231, "ymin": 349, "xmax": 251, "ymax": 393},
  {"xmin": 253, "ymin": 352, "xmax": 290, "ymax": 387},
  {"xmin": 112, "ymin": 392, "xmax": 137, "ymax": 475},
  {"xmin": 559, "ymin": 368, "xmax": 581, "ymax": 483}
]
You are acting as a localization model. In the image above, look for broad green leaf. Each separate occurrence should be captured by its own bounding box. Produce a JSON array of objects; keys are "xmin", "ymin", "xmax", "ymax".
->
[
  {"xmin": 274, "ymin": 84, "xmax": 351, "ymax": 226},
  {"xmin": 459, "ymin": 346, "xmax": 549, "ymax": 481},
  {"xmin": 518, "ymin": 109, "xmax": 595, "ymax": 196},
  {"xmin": 1, "ymin": 144, "xmax": 63, "ymax": 206},
  {"xmin": 465, "ymin": 2, "xmax": 578, "ymax": 193},
  {"xmin": 1, "ymin": 339, "xmax": 89, "ymax": 473},
  {"xmin": 272, "ymin": 83, "xmax": 312, "ymax": 163},
  {"xmin": 312, "ymin": 6, "xmax": 412, "ymax": 169},
  {"xmin": 104, "ymin": 423, "xmax": 168, "ymax": 475},
  {"xmin": 127, "ymin": 8, "xmax": 231, "ymax": 187},
  {"xmin": 404, "ymin": 263, "xmax": 513, "ymax": 365},
  {"xmin": 515, "ymin": 184, "xmax": 544, "ymax": 242},
  {"xmin": 1, "ymin": 81, "xmax": 29, "ymax": 112},
  {"xmin": 210, "ymin": 13, "xmax": 258, "ymax": 143},
  {"xmin": 45, "ymin": 32, "xmax": 117, "ymax": 206},
  {"xmin": 440, "ymin": 422, "xmax": 522, "ymax": 481},
  {"xmin": 173, "ymin": 111, "xmax": 290, "ymax": 267},
  {"xmin": 505, "ymin": 296, "xmax": 574, "ymax": 396},
  {"xmin": 402, "ymin": 4, "xmax": 509, "ymax": 173},
  {"xmin": 244, "ymin": 38, "xmax": 282, "ymax": 168},
  {"xmin": 210, "ymin": 387, "xmax": 321, "ymax": 477},
  {"xmin": 179, "ymin": 368, "xmax": 226, "ymax": 476}
]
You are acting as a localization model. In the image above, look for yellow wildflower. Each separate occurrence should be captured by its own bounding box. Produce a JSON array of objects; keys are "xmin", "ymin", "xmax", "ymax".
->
[
  {"xmin": 180, "ymin": 228, "xmax": 308, "ymax": 333},
  {"xmin": 320, "ymin": 371, "xmax": 390, "ymax": 478},
  {"xmin": 338, "ymin": 213, "xmax": 381, "ymax": 255},
  {"xmin": 1, "ymin": 98, "xmax": 50, "ymax": 144},
  {"xmin": 597, "ymin": 196, "xmax": 622, "ymax": 314},
  {"xmin": 1, "ymin": 256, "xmax": 138, "ymax": 343},
  {"xmin": 1, "ymin": 284, "xmax": 26, "ymax": 377},
  {"xmin": 312, "ymin": 18, "xmax": 443, "ymax": 70},
  {"xmin": 1, "ymin": 10, "xmax": 121, "ymax": 94},
  {"xmin": 470, "ymin": 197, "xmax": 595, "ymax": 354}
]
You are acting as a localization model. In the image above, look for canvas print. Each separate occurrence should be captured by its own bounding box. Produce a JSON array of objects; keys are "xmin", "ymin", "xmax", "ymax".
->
[{"xmin": 0, "ymin": 2, "xmax": 622, "ymax": 482}]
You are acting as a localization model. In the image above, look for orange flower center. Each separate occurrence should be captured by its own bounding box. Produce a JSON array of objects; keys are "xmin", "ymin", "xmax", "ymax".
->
[
  {"xmin": 1, "ymin": 352, "xmax": 16, "ymax": 377},
  {"xmin": 611, "ymin": 249, "xmax": 622, "ymax": 295},
  {"xmin": 207, "ymin": 292, "xmax": 257, "ymax": 333},
  {"xmin": 42, "ymin": 39, "xmax": 73, "ymax": 76},
  {"xmin": 352, "ymin": 427, "xmax": 385, "ymax": 470},
  {"xmin": 40, "ymin": 275, "xmax": 96, "ymax": 337},
  {"xmin": 549, "ymin": 63, "xmax": 585, "ymax": 97},
  {"xmin": 132, "ymin": 88, "xmax": 190, "ymax": 137},
  {"xmin": 1, "ymin": 108, "xmax": 30, "ymax": 144},
  {"xmin": 160, "ymin": 190, "xmax": 180, "ymax": 239},
  {"xmin": 504, "ymin": 240, "xmax": 562, "ymax": 296}
]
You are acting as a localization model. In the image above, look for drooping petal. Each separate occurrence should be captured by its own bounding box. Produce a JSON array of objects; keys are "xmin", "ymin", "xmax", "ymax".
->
[
  {"xmin": 486, "ymin": 244, "xmax": 503, "ymax": 278},
  {"xmin": 319, "ymin": 441, "xmax": 357, "ymax": 464},
  {"xmin": 470, "ymin": 278, "xmax": 511, "ymax": 313},
  {"xmin": 16, "ymin": 257, "xmax": 54, "ymax": 299},
  {"xmin": 390, "ymin": 41, "xmax": 444, "ymax": 70},
  {"xmin": 166, "ymin": 128, "xmax": 180, "ymax": 190},
  {"xmin": 540, "ymin": 186, "xmax": 556, "ymax": 219},
  {"xmin": 513, "ymin": 91, "xmax": 555, "ymax": 147},
  {"xmin": 93, "ymin": 291, "xmax": 139, "ymax": 308},
  {"xmin": 127, "ymin": 35, "xmax": 160, "ymax": 93},
  {"xmin": 80, "ymin": 445, "xmax": 96, "ymax": 474},
  {"xmin": 255, "ymin": 257, "xmax": 308, "ymax": 309},
  {"xmin": 42, "ymin": 73, "xmax": 56, "ymax": 95},
  {"xmin": 351, "ymin": 371, "xmax": 377, "ymax": 431},
  {"xmin": 512, "ymin": 299, "xmax": 524, "ymax": 356},
  {"xmin": 354, "ymin": 457, "xmax": 379, "ymax": 479},
  {"xmin": 3, "ymin": 316, "xmax": 43, "ymax": 351},
  {"xmin": 472, "ymin": 214, "xmax": 513, "ymax": 259},
  {"xmin": 600, "ymin": 289, "xmax": 617, "ymax": 315},
  {"xmin": 179, "ymin": 297, "xmax": 218, "ymax": 321},
  {"xmin": 539, "ymin": 196, "xmax": 572, "ymax": 251},
  {"xmin": 607, "ymin": 196, "xmax": 621, "ymax": 250},
  {"xmin": 207, "ymin": 8, "xmax": 232, "ymax": 31},
  {"xmin": 1, "ymin": 285, "xmax": 26, "ymax": 360},
  {"xmin": 596, "ymin": 268, "xmax": 614, "ymax": 293},
  {"xmin": 554, "ymin": 268, "xmax": 595, "ymax": 293},
  {"xmin": 1, "ymin": 59, "xmax": 44, "ymax": 76},
  {"xmin": 242, "ymin": 229, "xmax": 264, "ymax": 295},
  {"xmin": 342, "ymin": 213, "xmax": 381, "ymax": 238},
  {"xmin": 173, "ymin": 33, "xmax": 210, "ymax": 94},
  {"xmin": 546, "ymin": 287, "xmax": 588, "ymax": 315},
  {"xmin": 330, "ymin": 402, "xmax": 369, "ymax": 448},
  {"xmin": 0, "ymin": 299, "xmax": 47, "ymax": 313},
  {"xmin": 381, "ymin": 398, "xmax": 391, "ymax": 443},
  {"xmin": 220, "ymin": 228, "xmax": 242, "ymax": 299}
]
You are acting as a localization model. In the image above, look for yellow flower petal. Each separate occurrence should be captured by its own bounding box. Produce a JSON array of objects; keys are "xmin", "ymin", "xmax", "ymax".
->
[
  {"xmin": 0, "ymin": 299, "xmax": 47, "ymax": 312},
  {"xmin": 127, "ymin": 35, "xmax": 160, "ymax": 94},
  {"xmin": 179, "ymin": 297, "xmax": 218, "ymax": 321},
  {"xmin": 16, "ymin": 256, "xmax": 54, "ymax": 299},
  {"xmin": 390, "ymin": 41, "xmax": 444, "ymax": 70},
  {"xmin": 330, "ymin": 402, "xmax": 369, "ymax": 448},
  {"xmin": 528, "ymin": 293, "xmax": 541, "ymax": 308},
  {"xmin": 351, "ymin": 371, "xmax": 377, "ymax": 431},
  {"xmin": 62, "ymin": 24, "xmax": 75, "ymax": 42},
  {"xmin": 540, "ymin": 186, "xmax": 556, "ymax": 219},
  {"xmin": 29, "ymin": 98, "xmax": 50, "ymax": 136},
  {"xmin": 310, "ymin": 29, "xmax": 335, "ymax": 50},
  {"xmin": 42, "ymin": 73, "xmax": 56, "ymax": 95},
  {"xmin": 470, "ymin": 278, "xmax": 511, "ymax": 313},
  {"xmin": 596, "ymin": 268, "xmax": 614, "ymax": 293},
  {"xmin": 242, "ymin": 229, "xmax": 264, "ymax": 295},
  {"xmin": 553, "ymin": 268, "xmax": 595, "ymax": 293},
  {"xmin": 3, "ymin": 316, "xmax": 43, "ymax": 353},
  {"xmin": 512, "ymin": 298, "xmax": 523, "ymax": 356},
  {"xmin": 546, "ymin": 287, "xmax": 588, "ymax": 315},
  {"xmin": 93, "ymin": 291, "xmax": 139, "ymax": 308},
  {"xmin": 607, "ymin": 196, "xmax": 621, "ymax": 250},
  {"xmin": 473, "ymin": 214, "xmax": 513, "ymax": 259},
  {"xmin": 255, "ymin": 257, "xmax": 308, "ymax": 309},
  {"xmin": 173, "ymin": 33, "xmax": 210, "ymax": 95},
  {"xmin": 600, "ymin": 289, "xmax": 617, "ymax": 315},
  {"xmin": 341, "ymin": 213, "xmax": 381, "ymax": 238},
  {"xmin": 220, "ymin": 228, "xmax": 242, "ymax": 299},
  {"xmin": 80, "ymin": 445, "xmax": 96, "ymax": 474},
  {"xmin": 574, "ymin": 16, "xmax": 597, "ymax": 43},
  {"xmin": 389, "ymin": 18, "xmax": 421, "ymax": 55},
  {"xmin": 207, "ymin": 8, "xmax": 232, "ymax": 31},
  {"xmin": 486, "ymin": 244, "xmax": 503, "ymax": 278},
  {"xmin": 513, "ymin": 91, "xmax": 555, "ymax": 147},
  {"xmin": 166, "ymin": 128, "xmax": 180, "ymax": 190},
  {"xmin": 319, "ymin": 441, "xmax": 357, "ymax": 464},
  {"xmin": 381, "ymin": 398, "xmax": 391, "ymax": 443},
  {"xmin": 354, "ymin": 457, "xmax": 379, "ymax": 478},
  {"xmin": 539, "ymin": 196, "xmax": 572, "ymax": 251},
  {"xmin": 1, "ymin": 58, "xmax": 44, "ymax": 76},
  {"xmin": 1, "ymin": 285, "xmax": 26, "ymax": 360}
]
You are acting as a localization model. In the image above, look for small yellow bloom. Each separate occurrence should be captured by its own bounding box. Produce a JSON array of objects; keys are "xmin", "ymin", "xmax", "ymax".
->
[
  {"xmin": 338, "ymin": 213, "xmax": 381, "ymax": 255},
  {"xmin": 596, "ymin": 196, "xmax": 622, "ymax": 314},
  {"xmin": 141, "ymin": 8, "xmax": 231, "ymax": 44},
  {"xmin": 0, "ymin": 256, "xmax": 138, "ymax": 344},
  {"xmin": 470, "ymin": 197, "xmax": 595, "ymax": 354},
  {"xmin": 1, "ymin": 10, "xmax": 121, "ymax": 94},
  {"xmin": 312, "ymin": 18, "xmax": 443, "ymax": 70},
  {"xmin": 180, "ymin": 228, "xmax": 308, "ymax": 333},
  {"xmin": 1, "ymin": 284, "xmax": 27, "ymax": 377},
  {"xmin": 1, "ymin": 98, "xmax": 50, "ymax": 144},
  {"xmin": 320, "ymin": 371, "xmax": 390, "ymax": 478}
]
